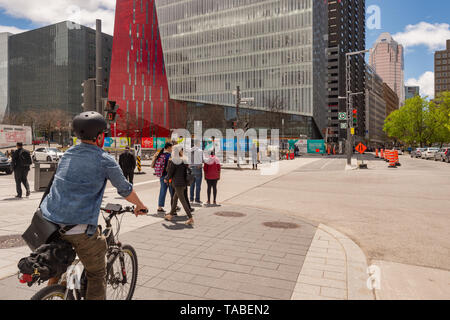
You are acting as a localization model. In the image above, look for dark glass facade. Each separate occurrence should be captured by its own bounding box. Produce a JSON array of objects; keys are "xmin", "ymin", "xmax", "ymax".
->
[{"xmin": 7, "ymin": 22, "xmax": 112, "ymax": 116}]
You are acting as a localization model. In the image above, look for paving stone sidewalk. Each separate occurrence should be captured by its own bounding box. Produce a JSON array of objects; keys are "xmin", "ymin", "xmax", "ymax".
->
[{"xmin": 0, "ymin": 204, "xmax": 374, "ymax": 300}]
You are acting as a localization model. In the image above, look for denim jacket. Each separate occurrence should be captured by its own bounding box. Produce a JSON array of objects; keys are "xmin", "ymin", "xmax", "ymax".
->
[{"xmin": 41, "ymin": 143, "xmax": 133, "ymax": 232}]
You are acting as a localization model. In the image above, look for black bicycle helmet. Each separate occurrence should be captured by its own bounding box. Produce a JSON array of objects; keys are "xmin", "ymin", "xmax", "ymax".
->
[{"xmin": 72, "ymin": 111, "xmax": 108, "ymax": 140}]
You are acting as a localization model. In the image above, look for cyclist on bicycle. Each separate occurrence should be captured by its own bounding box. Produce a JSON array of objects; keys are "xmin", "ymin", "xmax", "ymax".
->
[{"xmin": 40, "ymin": 111, "xmax": 148, "ymax": 300}]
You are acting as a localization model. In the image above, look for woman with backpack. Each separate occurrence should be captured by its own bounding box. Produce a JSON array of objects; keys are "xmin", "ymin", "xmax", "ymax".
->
[
  {"xmin": 164, "ymin": 145, "xmax": 194, "ymax": 225},
  {"xmin": 203, "ymin": 150, "xmax": 221, "ymax": 206},
  {"xmin": 154, "ymin": 142, "xmax": 173, "ymax": 213}
]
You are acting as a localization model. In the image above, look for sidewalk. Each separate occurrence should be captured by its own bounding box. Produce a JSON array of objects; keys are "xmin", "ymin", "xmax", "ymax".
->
[{"xmin": 0, "ymin": 157, "xmax": 375, "ymax": 300}]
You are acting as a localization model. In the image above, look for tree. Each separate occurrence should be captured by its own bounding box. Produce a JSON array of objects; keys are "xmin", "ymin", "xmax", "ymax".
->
[{"xmin": 383, "ymin": 94, "xmax": 450, "ymax": 147}]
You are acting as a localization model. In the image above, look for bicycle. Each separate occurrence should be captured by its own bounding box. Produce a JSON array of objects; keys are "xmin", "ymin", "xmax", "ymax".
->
[{"xmin": 29, "ymin": 203, "xmax": 146, "ymax": 300}]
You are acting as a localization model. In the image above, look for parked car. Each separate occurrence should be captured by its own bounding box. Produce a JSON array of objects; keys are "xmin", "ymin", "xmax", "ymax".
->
[
  {"xmin": 32, "ymin": 147, "xmax": 64, "ymax": 162},
  {"xmin": 421, "ymin": 147, "xmax": 440, "ymax": 160},
  {"xmin": 411, "ymin": 148, "xmax": 427, "ymax": 158},
  {"xmin": 0, "ymin": 151, "xmax": 13, "ymax": 174},
  {"xmin": 434, "ymin": 148, "xmax": 450, "ymax": 162},
  {"xmin": 393, "ymin": 148, "xmax": 403, "ymax": 155}
]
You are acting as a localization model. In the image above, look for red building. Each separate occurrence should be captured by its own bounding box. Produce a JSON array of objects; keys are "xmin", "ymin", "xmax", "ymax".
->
[{"xmin": 108, "ymin": 0, "xmax": 179, "ymax": 141}]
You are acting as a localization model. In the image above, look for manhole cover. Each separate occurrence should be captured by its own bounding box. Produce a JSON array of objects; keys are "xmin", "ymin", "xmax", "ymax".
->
[
  {"xmin": 214, "ymin": 211, "xmax": 246, "ymax": 218},
  {"xmin": 263, "ymin": 222, "xmax": 300, "ymax": 229},
  {"xmin": 0, "ymin": 234, "xmax": 26, "ymax": 249}
]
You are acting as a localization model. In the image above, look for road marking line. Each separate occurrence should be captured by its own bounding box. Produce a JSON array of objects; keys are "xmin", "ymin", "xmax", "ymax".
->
[{"xmin": 105, "ymin": 178, "xmax": 159, "ymax": 192}]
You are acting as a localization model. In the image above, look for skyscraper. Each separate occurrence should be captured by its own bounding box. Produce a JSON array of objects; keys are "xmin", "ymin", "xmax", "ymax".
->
[
  {"xmin": 7, "ymin": 22, "xmax": 112, "ymax": 116},
  {"xmin": 369, "ymin": 32, "xmax": 404, "ymax": 106},
  {"xmin": 326, "ymin": 0, "xmax": 366, "ymax": 144},
  {"xmin": 0, "ymin": 33, "xmax": 11, "ymax": 122},
  {"xmin": 434, "ymin": 39, "xmax": 450, "ymax": 97},
  {"xmin": 108, "ymin": 0, "xmax": 329, "ymax": 139}
]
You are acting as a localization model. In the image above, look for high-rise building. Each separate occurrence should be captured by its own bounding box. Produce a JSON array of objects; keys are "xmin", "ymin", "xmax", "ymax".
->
[
  {"xmin": 369, "ymin": 33, "xmax": 404, "ymax": 106},
  {"xmin": 383, "ymin": 82, "xmax": 399, "ymax": 118},
  {"xmin": 405, "ymin": 86, "xmax": 420, "ymax": 100},
  {"xmin": 7, "ymin": 21, "xmax": 113, "ymax": 117},
  {"xmin": 108, "ymin": 0, "xmax": 329, "ymax": 139},
  {"xmin": 435, "ymin": 39, "xmax": 450, "ymax": 97},
  {"xmin": 365, "ymin": 65, "xmax": 386, "ymax": 146},
  {"xmin": 0, "ymin": 33, "xmax": 11, "ymax": 122},
  {"xmin": 326, "ymin": 0, "xmax": 366, "ymax": 144}
]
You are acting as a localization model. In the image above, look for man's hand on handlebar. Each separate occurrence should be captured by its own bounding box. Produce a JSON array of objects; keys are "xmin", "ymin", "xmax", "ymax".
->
[{"xmin": 134, "ymin": 204, "xmax": 148, "ymax": 216}]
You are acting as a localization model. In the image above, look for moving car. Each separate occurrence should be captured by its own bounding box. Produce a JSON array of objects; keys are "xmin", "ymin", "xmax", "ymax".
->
[
  {"xmin": 411, "ymin": 148, "xmax": 427, "ymax": 158},
  {"xmin": 434, "ymin": 148, "xmax": 450, "ymax": 162},
  {"xmin": 0, "ymin": 151, "xmax": 13, "ymax": 174},
  {"xmin": 421, "ymin": 147, "xmax": 440, "ymax": 160},
  {"xmin": 32, "ymin": 147, "xmax": 64, "ymax": 162}
]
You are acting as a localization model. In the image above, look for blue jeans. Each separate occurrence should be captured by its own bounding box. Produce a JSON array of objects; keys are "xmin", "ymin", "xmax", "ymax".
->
[
  {"xmin": 189, "ymin": 171, "xmax": 202, "ymax": 202},
  {"xmin": 158, "ymin": 176, "xmax": 174, "ymax": 208}
]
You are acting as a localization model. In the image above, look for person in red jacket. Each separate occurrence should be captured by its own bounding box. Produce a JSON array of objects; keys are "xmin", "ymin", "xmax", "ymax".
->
[{"xmin": 203, "ymin": 150, "xmax": 221, "ymax": 206}]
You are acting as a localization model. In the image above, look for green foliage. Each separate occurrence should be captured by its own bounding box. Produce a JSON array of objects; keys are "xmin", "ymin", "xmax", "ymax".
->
[{"xmin": 383, "ymin": 93, "xmax": 450, "ymax": 147}]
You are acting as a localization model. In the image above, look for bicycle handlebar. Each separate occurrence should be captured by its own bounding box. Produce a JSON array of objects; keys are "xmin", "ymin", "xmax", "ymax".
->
[{"xmin": 100, "ymin": 205, "xmax": 148, "ymax": 216}]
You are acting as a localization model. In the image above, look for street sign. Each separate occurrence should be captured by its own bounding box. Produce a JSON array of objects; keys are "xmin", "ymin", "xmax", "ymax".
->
[
  {"xmin": 340, "ymin": 123, "xmax": 347, "ymax": 129},
  {"xmin": 134, "ymin": 144, "xmax": 142, "ymax": 157},
  {"xmin": 355, "ymin": 143, "xmax": 367, "ymax": 154},
  {"xmin": 338, "ymin": 112, "xmax": 347, "ymax": 120}
]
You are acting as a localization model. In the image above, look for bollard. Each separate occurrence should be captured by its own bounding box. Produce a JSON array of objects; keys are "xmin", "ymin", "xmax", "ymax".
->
[
  {"xmin": 375, "ymin": 149, "xmax": 379, "ymax": 158},
  {"xmin": 137, "ymin": 156, "xmax": 142, "ymax": 173}
]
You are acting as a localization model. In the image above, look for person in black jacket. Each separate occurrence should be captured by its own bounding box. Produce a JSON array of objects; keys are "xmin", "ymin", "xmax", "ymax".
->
[
  {"xmin": 12, "ymin": 142, "xmax": 32, "ymax": 198},
  {"xmin": 119, "ymin": 147, "xmax": 136, "ymax": 184},
  {"xmin": 164, "ymin": 145, "xmax": 194, "ymax": 225}
]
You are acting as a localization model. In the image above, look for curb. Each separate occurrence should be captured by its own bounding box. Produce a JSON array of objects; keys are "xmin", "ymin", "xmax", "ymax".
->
[{"xmin": 318, "ymin": 224, "xmax": 375, "ymax": 300}]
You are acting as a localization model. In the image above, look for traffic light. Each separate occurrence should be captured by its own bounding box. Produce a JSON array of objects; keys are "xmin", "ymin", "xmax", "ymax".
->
[
  {"xmin": 81, "ymin": 79, "xmax": 96, "ymax": 112},
  {"xmin": 352, "ymin": 109, "xmax": 357, "ymax": 126},
  {"xmin": 105, "ymin": 101, "xmax": 119, "ymax": 123}
]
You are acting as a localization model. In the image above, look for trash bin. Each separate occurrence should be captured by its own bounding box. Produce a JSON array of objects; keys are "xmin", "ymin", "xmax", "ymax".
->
[{"xmin": 34, "ymin": 162, "xmax": 58, "ymax": 192}]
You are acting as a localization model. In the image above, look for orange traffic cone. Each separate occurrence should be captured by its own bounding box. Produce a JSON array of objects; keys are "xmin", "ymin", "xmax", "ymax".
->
[
  {"xmin": 394, "ymin": 150, "xmax": 401, "ymax": 166},
  {"xmin": 380, "ymin": 149, "xmax": 384, "ymax": 159},
  {"xmin": 333, "ymin": 146, "xmax": 336, "ymax": 155}
]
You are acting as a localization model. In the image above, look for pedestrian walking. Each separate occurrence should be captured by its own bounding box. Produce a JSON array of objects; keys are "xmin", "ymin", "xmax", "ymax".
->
[
  {"xmin": 250, "ymin": 142, "xmax": 258, "ymax": 170},
  {"xmin": 164, "ymin": 145, "xmax": 194, "ymax": 225},
  {"xmin": 189, "ymin": 140, "xmax": 203, "ymax": 205},
  {"xmin": 11, "ymin": 142, "xmax": 32, "ymax": 198},
  {"xmin": 119, "ymin": 146, "xmax": 136, "ymax": 184},
  {"xmin": 154, "ymin": 142, "xmax": 174, "ymax": 213},
  {"xmin": 204, "ymin": 150, "xmax": 221, "ymax": 206}
]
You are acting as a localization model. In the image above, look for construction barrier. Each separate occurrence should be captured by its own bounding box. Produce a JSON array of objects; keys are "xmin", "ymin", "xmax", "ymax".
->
[
  {"xmin": 380, "ymin": 149, "xmax": 384, "ymax": 159},
  {"xmin": 388, "ymin": 150, "xmax": 397, "ymax": 168},
  {"xmin": 385, "ymin": 150, "xmax": 390, "ymax": 162},
  {"xmin": 394, "ymin": 150, "xmax": 401, "ymax": 166},
  {"xmin": 375, "ymin": 149, "xmax": 379, "ymax": 158}
]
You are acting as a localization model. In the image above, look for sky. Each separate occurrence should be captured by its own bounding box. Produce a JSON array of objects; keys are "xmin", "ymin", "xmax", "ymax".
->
[{"xmin": 0, "ymin": 0, "xmax": 449, "ymax": 99}]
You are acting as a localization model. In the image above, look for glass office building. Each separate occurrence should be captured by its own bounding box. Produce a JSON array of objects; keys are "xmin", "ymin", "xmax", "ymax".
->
[
  {"xmin": 154, "ymin": 0, "xmax": 328, "ymax": 137},
  {"xmin": 0, "ymin": 33, "xmax": 10, "ymax": 122},
  {"xmin": 7, "ymin": 22, "xmax": 113, "ymax": 116}
]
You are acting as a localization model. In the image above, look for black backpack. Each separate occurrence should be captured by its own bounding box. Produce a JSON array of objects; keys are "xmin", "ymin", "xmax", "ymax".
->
[{"xmin": 20, "ymin": 150, "xmax": 32, "ymax": 166}]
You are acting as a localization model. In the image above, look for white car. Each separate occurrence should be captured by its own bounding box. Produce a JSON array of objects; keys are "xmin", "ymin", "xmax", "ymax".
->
[
  {"xmin": 393, "ymin": 148, "xmax": 403, "ymax": 155},
  {"xmin": 421, "ymin": 147, "xmax": 440, "ymax": 160},
  {"xmin": 32, "ymin": 147, "xmax": 64, "ymax": 162}
]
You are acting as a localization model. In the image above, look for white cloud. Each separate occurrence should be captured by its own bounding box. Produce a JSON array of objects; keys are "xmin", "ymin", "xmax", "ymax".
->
[
  {"xmin": 393, "ymin": 22, "xmax": 450, "ymax": 51},
  {"xmin": 0, "ymin": 25, "xmax": 28, "ymax": 34},
  {"xmin": 406, "ymin": 72, "xmax": 435, "ymax": 99},
  {"xmin": 0, "ymin": 0, "xmax": 116, "ymax": 35}
]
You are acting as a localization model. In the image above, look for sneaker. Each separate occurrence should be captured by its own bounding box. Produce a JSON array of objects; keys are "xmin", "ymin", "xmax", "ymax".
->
[
  {"xmin": 185, "ymin": 218, "xmax": 194, "ymax": 225},
  {"xmin": 15, "ymin": 195, "xmax": 22, "ymax": 199},
  {"xmin": 26, "ymin": 191, "xmax": 30, "ymax": 197},
  {"xmin": 195, "ymin": 201, "xmax": 203, "ymax": 204},
  {"xmin": 157, "ymin": 208, "xmax": 166, "ymax": 213}
]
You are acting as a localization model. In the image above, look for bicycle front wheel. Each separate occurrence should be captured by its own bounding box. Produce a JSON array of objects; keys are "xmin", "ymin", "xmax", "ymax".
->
[
  {"xmin": 30, "ymin": 285, "xmax": 69, "ymax": 300},
  {"xmin": 106, "ymin": 244, "xmax": 138, "ymax": 300}
]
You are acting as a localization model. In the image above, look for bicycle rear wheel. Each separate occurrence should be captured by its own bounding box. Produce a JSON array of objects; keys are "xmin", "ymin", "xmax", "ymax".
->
[
  {"xmin": 30, "ymin": 285, "xmax": 69, "ymax": 300},
  {"xmin": 106, "ymin": 244, "xmax": 138, "ymax": 300}
]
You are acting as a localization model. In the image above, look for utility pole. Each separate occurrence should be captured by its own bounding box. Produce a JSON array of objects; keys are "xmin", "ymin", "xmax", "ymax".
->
[
  {"xmin": 96, "ymin": 19, "xmax": 103, "ymax": 114},
  {"xmin": 344, "ymin": 49, "xmax": 369, "ymax": 166},
  {"xmin": 236, "ymin": 86, "xmax": 241, "ymax": 169}
]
